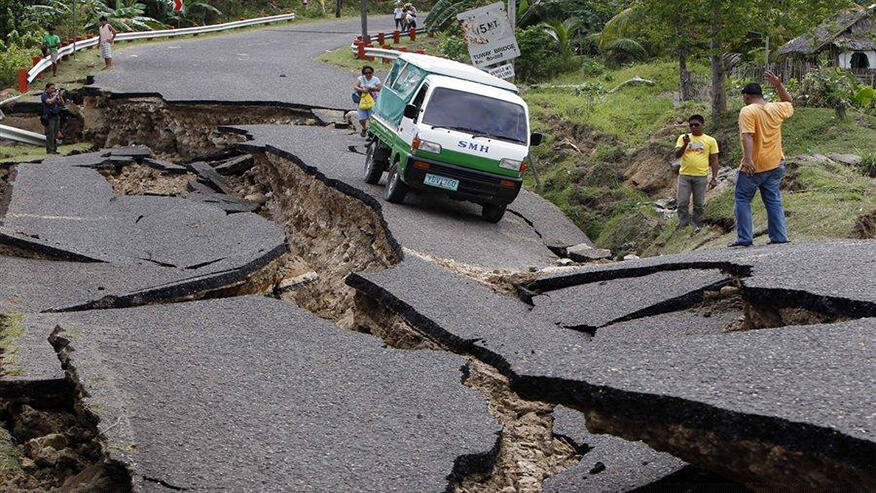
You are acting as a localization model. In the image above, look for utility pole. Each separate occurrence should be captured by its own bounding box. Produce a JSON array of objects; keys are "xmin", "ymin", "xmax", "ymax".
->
[
  {"xmin": 507, "ymin": 0, "xmax": 516, "ymax": 80},
  {"xmin": 360, "ymin": 0, "xmax": 368, "ymax": 43},
  {"xmin": 72, "ymin": 0, "xmax": 78, "ymax": 59}
]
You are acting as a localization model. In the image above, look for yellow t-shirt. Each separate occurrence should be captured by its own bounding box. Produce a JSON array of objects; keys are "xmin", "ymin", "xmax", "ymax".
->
[
  {"xmin": 675, "ymin": 133, "xmax": 719, "ymax": 176},
  {"xmin": 738, "ymin": 102, "xmax": 794, "ymax": 172}
]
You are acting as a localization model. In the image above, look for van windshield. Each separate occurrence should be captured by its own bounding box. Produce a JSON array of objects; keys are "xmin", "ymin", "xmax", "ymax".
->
[{"xmin": 422, "ymin": 88, "xmax": 527, "ymax": 144}]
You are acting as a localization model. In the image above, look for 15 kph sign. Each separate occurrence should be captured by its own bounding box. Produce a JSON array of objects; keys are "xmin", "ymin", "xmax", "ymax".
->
[{"xmin": 456, "ymin": 2, "xmax": 520, "ymax": 68}]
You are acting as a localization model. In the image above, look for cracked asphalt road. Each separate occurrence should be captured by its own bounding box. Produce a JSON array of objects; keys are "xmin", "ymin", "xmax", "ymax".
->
[{"xmin": 233, "ymin": 124, "xmax": 588, "ymax": 268}]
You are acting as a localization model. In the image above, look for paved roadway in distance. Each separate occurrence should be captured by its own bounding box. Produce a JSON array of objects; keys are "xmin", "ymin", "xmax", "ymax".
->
[{"xmin": 93, "ymin": 16, "xmax": 395, "ymax": 109}]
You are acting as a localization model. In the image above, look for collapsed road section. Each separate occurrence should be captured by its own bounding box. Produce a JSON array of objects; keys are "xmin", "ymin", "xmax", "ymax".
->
[
  {"xmin": 346, "ymin": 243, "xmax": 876, "ymax": 491},
  {"xmin": 2, "ymin": 102, "xmax": 874, "ymax": 491}
]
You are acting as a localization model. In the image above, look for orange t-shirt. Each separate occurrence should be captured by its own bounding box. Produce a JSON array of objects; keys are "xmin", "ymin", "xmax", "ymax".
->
[{"xmin": 738, "ymin": 102, "xmax": 794, "ymax": 172}]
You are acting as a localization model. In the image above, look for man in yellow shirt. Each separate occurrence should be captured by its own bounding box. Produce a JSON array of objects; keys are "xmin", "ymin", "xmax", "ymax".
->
[
  {"xmin": 730, "ymin": 71, "xmax": 793, "ymax": 247},
  {"xmin": 674, "ymin": 114, "xmax": 719, "ymax": 229}
]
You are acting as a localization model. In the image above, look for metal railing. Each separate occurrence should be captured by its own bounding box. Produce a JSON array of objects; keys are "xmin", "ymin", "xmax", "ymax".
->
[
  {"xmin": 0, "ymin": 124, "xmax": 45, "ymax": 145},
  {"xmin": 347, "ymin": 28, "xmax": 425, "ymax": 61},
  {"xmin": 26, "ymin": 13, "xmax": 296, "ymax": 84}
]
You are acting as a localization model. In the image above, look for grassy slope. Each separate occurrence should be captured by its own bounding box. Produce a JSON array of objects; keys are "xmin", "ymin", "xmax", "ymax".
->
[{"xmin": 523, "ymin": 60, "xmax": 876, "ymax": 257}]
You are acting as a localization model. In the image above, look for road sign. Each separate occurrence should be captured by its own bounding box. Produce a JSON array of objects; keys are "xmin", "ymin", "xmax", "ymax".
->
[
  {"xmin": 456, "ymin": 2, "xmax": 520, "ymax": 68},
  {"xmin": 488, "ymin": 63, "xmax": 515, "ymax": 80}
]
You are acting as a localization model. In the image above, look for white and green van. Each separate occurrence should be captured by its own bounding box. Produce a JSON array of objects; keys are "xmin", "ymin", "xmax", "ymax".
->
[{"xmin": 364, "ymin": 53, "xmax": 542, "ymax": 222}]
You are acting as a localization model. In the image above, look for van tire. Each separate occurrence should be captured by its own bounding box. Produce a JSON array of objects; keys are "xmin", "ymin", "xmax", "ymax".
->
[
  {"xmin": 384, "ymin": 165, "xmax": 408, "ymax": 203},
  {"xmin": 481, "ymin": 203, "xmax": 506, "ymax": 223},
  {"xmin": 363, "ymin": 142, "xmax": 385, "ymax": 185}
]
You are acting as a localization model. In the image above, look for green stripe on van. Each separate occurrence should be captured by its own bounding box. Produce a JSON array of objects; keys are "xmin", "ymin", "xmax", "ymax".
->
[{"xmin": 416, "ymin": 147, "xmax": 520, "ymax": 178}]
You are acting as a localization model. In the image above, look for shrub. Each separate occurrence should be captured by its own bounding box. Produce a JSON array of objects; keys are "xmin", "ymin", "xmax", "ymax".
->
[
  {"xmin": 795, "ymin": 66, "xmax": 856, "ymax": 118},
  {"xmin": 437, "ymin": 34, "xmax": 469, "ymax": 63},
  {"xmin": 859, "ymin": 152, "xmax": 876, "ymax": 178},
  {"xmin": 0, "ymin": 43, "xmax": 37, "ymax": 89},
  {"xmin": 515, "ymin": 26, "xmax": 579, "ymax": 82}
]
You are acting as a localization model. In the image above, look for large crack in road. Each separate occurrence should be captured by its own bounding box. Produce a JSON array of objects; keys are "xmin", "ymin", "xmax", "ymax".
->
[{"xmin": 2, "ymin": 17, "xmax": 874, "ymax": 490}]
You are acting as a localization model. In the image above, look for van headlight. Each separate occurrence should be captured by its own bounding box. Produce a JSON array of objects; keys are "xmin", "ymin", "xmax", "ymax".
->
[
  {"xmin": 499, "ymin": 158, "xmax": 523, "ymax": 171},
  {"xmin": 412, "ymin": 135, "xmax": 442, "ymax": 154}
]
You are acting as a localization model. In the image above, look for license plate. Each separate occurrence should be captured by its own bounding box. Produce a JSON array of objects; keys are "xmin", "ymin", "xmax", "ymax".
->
[{"xmin": 423, "ymin": 173, "xmax": 459, "ymax": 191}]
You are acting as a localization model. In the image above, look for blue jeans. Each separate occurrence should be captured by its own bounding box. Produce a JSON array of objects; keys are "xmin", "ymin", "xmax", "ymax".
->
[{"xmin": 734, "ymin": 163, "xmax": 787, "ymax": 244}]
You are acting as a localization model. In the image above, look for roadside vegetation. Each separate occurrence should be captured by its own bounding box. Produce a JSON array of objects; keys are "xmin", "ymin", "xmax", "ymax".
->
[{"xmin": 416, "ymin": 0, "xmax": 876, "ymax": 257}]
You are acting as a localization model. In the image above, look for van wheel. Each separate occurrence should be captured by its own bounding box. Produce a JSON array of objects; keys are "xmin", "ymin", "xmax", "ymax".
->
[
  {"xmin": 384, "ymin": 165, "xmax": 408, "ymax": 203},
  {"xmin": 363, "ymin": 142, "xmax": 385, "ymax": 185},
  {"xmin": 481, "ymin": 203, "xmax": 506, "ymax": 223}
]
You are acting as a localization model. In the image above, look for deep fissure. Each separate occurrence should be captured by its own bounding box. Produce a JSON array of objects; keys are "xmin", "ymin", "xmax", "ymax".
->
[{"xmin": 0, "ymin": 318, "xmax": 131, "ymax": 491}]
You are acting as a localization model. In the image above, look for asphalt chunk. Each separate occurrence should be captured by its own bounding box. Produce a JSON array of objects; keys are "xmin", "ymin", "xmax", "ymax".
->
[
  {"xmin": 50, "ymin": 296, "xmax": 500, "ymax": 492},
  {"xmin": 529, "ymin": 269, "xmax": 730, "ymax": 329}
]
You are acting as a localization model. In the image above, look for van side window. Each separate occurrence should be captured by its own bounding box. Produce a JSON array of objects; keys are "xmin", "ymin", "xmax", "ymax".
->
[
  {"xmin": 412, "ymin": 84, "xmax": 429, "ymax": 109},
  {"xmin": 386, "ymin": 61, "xmax": 406, "ymax": 88},
  {"xmin": 392, "ymin": 64, "xmax": 424, "ymax": 99},
  {"xmin": 392, "ymin": 64, "xmax": 411, "ymax": 92}
]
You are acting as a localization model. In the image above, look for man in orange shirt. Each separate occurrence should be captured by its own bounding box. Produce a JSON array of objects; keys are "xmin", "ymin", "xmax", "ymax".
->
[{"xmin": 729, "ymin": 71, "xmax": 793, "ymax": 247}]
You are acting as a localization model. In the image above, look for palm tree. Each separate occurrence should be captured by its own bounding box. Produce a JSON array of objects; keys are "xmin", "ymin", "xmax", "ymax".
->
[
  {"xmin": 587, "ymin": 6, "xmax": 647, "ymax": 63},
  {"xmin": 539, "ymin": 17, "xmax": 582, "ymax": 56}
]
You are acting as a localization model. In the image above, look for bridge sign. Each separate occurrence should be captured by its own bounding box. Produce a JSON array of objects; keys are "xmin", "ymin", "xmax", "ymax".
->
[{"xmin": 456, "ymin": 2, "xmax": 520, "ymax": 68}]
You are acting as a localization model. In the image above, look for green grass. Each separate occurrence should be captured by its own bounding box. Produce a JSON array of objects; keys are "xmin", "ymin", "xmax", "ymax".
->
[
  {"xmin": 642, "ymin": 157, "xmax": 876, "ymax": 255},
  {"xmin": 317, "ymin": 35, "xmax": 441, "ymax": 73},
  {"xmin": 0, "ymin": 310, "xmax": 27, "ymax": 376},
  {"xmin": 0, "ymin": 427, "xmax": 23, "ymax": 474},
  {"xmin": 0, "ymin": 142, "xmax": 93, "ymax": 164},
  {"xmin": 522, "ymin": 58, "xmax": 876, "ymax": 258},
  {"xmin": 523, "ymin": 60, "xmax": 711, "ymax": 147}
]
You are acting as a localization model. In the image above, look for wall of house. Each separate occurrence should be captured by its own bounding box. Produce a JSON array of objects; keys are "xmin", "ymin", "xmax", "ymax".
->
[{"xmin": 838, "ymin": 50, "xmax": 876, "ymax": 69}]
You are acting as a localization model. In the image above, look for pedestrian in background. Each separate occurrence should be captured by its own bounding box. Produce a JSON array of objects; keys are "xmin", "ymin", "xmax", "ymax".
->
[
  {"xmin": 42, "ymin": 26, "xmax": 61, "ymax": 77},
  {"xmin": 673, "ymin": 114, "xmax": 719, "ymax": 230},
  {"xmin": 393, "ymin": 1, "xmax": 404, "ymax": 30},
  {"xmin": 98, "ymin": 16, "xmax": 117, "ymax": 71},
  {"xmin": 41, "ymin": 83, "xmax": 64, "ymax": 155},
  {"xmin": 403, "ymin": 3, "xmax": 418, "ymax": 30},
  {"xmin": 729, "ymin": 71, "xmax": 794, "ymax": 247}
]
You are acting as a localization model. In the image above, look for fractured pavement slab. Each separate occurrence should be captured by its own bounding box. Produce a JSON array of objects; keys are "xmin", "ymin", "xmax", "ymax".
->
[
  {"xmin": 347, "ymin": 254, "xmax": 876, "ymax": 490},
  {"xmin": 527, "ymin": 241, "xmax": 876, "ymax": 318},
  {"xmin": 0, "ymin": 253, "xmax": 275, "ymax": 313},
  {"xmin": 50, "ymin": 296, "xmax": 500, "ymax": 492},
  {"xmin": 226, "ymin": 124, "xmax": 591, "ymax": 269},
  {"xmin": 1, "ymin": 152, "xmax": 286, "ymax": 271},
  {"xmin": 545, "ymin": 405, "xmax": 688, "ymax": 492},
  {"xmin": 529, "ymin": 269, "xmax": 729, "ymax": 329}
]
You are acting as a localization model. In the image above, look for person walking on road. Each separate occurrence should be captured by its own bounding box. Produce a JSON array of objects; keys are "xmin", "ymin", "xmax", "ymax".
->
[
  {"xmin": 98, "ymin": 16, "xmax": 118, "ymax": 71},
  {"xmin": 353, "ymin": 65, "xmax": 382, "ymax": 137},
  {"xmin": 729, "ymin": 71, "xmax": 794, "ymax": 247},
  {"xmin": 393, "ymin": 1, "xmax": 404, "ymax": 30},
  {"xmin": 42, "ymin": 26, "xmax": 62, "ymax": 77},
  {"xmin": 41, "ymin": 83, "xmax": 63, "ymax": 155},
  {"xmin": 673, "ymin": 114, "xmax": 719, "ymax": 230}
]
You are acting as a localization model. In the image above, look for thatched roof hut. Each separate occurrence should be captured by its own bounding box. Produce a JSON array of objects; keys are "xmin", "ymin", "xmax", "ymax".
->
[{"xmin": 778, "ymin": 4, "xmax": 875, "ymax": 58}]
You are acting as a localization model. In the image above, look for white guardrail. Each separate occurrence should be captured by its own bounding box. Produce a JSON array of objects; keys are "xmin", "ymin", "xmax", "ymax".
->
[
  {"xmin": 27, "ymin": 13, "xmax": 296, "ymax": 84},
  {"xmin": 0, "ymin": 124, "xmax": 45, "ymax": 145}
]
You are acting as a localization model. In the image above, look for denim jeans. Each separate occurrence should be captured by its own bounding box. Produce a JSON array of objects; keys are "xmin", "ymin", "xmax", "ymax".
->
[
  {"xmin": 734, "ymin": 163, "xmax": 787, "ymax": 244},
  {"xmin": 677, "ymin": 174, "xmax": 707, "ymax": 227}
]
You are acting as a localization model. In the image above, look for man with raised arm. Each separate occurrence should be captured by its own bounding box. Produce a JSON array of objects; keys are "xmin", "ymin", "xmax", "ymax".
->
[{"xmin": 729, "ymin": 71, "xmax": 794, "ymax": 247}]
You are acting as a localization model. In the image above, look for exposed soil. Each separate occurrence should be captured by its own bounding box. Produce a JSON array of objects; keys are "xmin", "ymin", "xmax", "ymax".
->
[
  {"xmin": 455, "ymin": 360, "xmax": 580, "ymax": 493},
  {"xmin": 99, "ymin": 164, "xmax": 194, "ymax": 196},
  {"xmin": 581, "ymin": 407, "xmax": 871, "ymax": 492},
  {"xmin": 247, "ymin": 151, "xmax": 401, "ymax": 321},
  {"xmin": 0, "ymin": 396, "xmax": 131, "ymax": 492},
  {"xmin": 850, "ymin": 209, "xmax": 876, "ymax": 239},
  {"xmin": 79, "ymin": 94, "xmax": 317, "ymax": 160}
]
